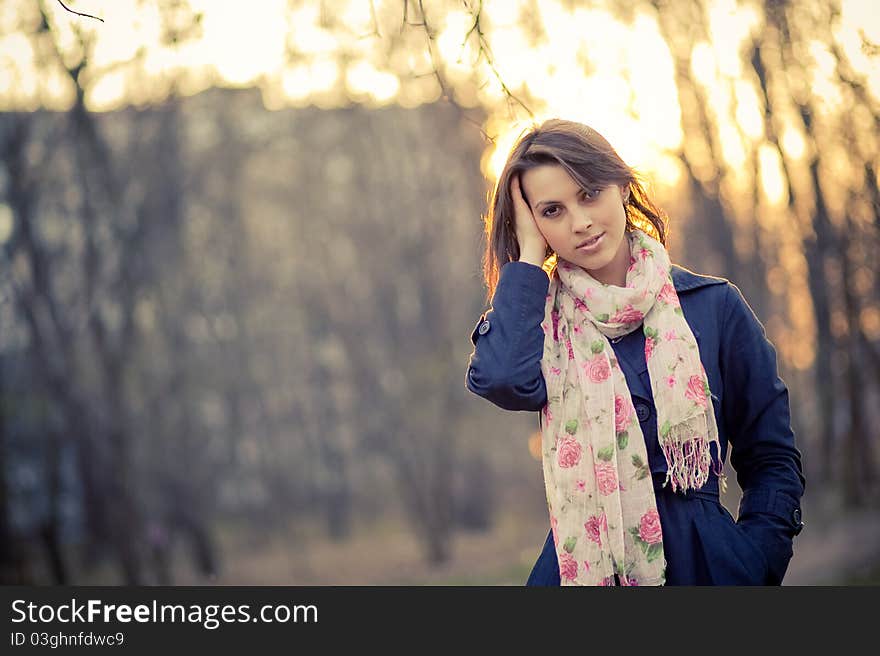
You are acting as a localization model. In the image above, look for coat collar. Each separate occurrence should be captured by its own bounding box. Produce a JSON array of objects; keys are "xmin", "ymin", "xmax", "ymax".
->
[{"xmin": 671, "ymin": 263, "xmax": 728, "ymax": 293}]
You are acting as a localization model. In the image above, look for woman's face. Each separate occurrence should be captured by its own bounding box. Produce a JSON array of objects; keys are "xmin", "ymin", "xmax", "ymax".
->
[{"xmin": 520, "ymin": 164, "xmax": 631, "ymax": 287}]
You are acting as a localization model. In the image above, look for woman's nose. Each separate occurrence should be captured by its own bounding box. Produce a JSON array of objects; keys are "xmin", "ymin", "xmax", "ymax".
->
[{"xmin": 572, "ymin": 210, "xmax": 593, "ymax": 233}]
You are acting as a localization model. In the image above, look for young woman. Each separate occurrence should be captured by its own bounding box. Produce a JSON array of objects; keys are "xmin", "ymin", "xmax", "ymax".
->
[{"xmin": 465, "ymin": 119, "xmax": 806, "ymax": 586}]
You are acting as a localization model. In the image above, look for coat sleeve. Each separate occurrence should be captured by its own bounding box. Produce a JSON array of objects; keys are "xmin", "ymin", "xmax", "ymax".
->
[
  {"xmin": 720, "ymin": 281, "xmax": 807, "ymax": 585},
  {"xmin": 464, "ymin": 261, "xmax": 549, "ymax": 412}
]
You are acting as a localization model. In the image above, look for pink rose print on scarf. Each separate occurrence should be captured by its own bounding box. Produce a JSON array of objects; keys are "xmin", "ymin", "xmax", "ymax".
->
[
  {"xmin": 610, "ymin": 304, "xmax": 644, "ymax": 324},
  {"xmin": 550, "ymin": 309, "xmax": 560, "ymax": 341},
  {"xmin": 575, "ymin": 479, "xmax": 586, "ymax": 492},
  {"xmin": 584, "ymin": 355, "xmax": 611, "ymax": 383},
  {"xmin": 594, "ymin": 460, "xmax": 619, "ymax": 496},
  {"xmin": 549, "ymin": 366, "xmax": 562, "ymax": 377},
  {"xmin": 645, "ymin": 336, "xmax": 655, "ymax": 360},
  {"xmin": 559, "ymin": 552, "xmax": 578, "ymax": 582},
  {"xmin": 658, "ymin": 282, "xmax": 680, "ymax": 307},
  {"xmin": 573, "ymin": 297, "xmax": 588, "ymax": 313},
  {"xmin": 556, "ymin": 435, "xmax": 582, "ymax": 468},
  {"xmin": 622, "ymin": 576, "xmax": 640, "ymax": 586},
  {"xmin": 614, "ymin": 395, "xmax": 633, "ymax": 432},
  {"xmin": 585, "ymin": 511, "xmax": 608, "ymax": 546},
  {"xmin": 685, "ymin": 374, "xmax": 708, "ymax": 409},
  {"xmin": 666, "ymin": 375, "xmax": 676, "ymax": 388},
  {"xmin": 638, "ymin": 509, "xmax": 663, "ymax": 544},
  {"xmin": 542, "ymin": 404, "xmax": 553, "ymax": 424},
  {"xmin": 573, "ymin": 324, "xmax": 583, "ymax": 336},
  {"xmin": 566, "ymin": 335, "xmax": 575, "ymax": 361},
  {"xmin": 551, "ymin": 515, "xmax": 559, "ymax": 548},
  {"xmin": 638, "ymin": 247, "xmax": 652, "ymax": 261},
  {"xmin": 663, "ymin": 329, "xmax": 677, "ymax": 342},
  {"xmin": 598, "ymin": 575, "xmax": 616, "ymax": 586}
]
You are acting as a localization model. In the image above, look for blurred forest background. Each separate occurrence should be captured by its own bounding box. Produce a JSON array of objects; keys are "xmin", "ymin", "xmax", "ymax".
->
[{"xmin": 0, "ymin": 0, "xmax": 878, "ymax": 585}]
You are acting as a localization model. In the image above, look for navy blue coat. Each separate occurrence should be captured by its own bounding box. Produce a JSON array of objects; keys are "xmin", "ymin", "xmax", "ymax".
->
[{"xmin": 465, "ymin": 261, "xmax": 806, "ymax": 585}]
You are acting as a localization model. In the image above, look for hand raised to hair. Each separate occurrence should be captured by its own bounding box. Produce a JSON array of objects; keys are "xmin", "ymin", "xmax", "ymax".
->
[{"xmin": 510, "ymin": 173, "xmax": 548, "ymax": 259}]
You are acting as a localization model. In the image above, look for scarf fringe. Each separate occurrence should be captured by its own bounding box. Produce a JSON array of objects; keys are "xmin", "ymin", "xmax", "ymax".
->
[
  {"xmin": 564, "ymin": 574, "xmax": 666, "ymax": 586},
  {"xmin": 660, "ymin": 426, "xmax": 713, "ymax": 493}
]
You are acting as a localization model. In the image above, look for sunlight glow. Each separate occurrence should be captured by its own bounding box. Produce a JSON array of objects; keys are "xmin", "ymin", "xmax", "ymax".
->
[
  {"xmin": 87, "ymin": 70, "xmax": 127, "ymax": 111},
  {"xmin": 194, "ymin": 0, "xmax": 287, "ymax": 85},
  {"xmin": 837, "ymin": 0, "xmax": 880, "ymax": 101},
  {"xmin": 486, "ymin": 118, "xmax": 533, "ymax": 182},
  {"xmin": 781, "ymin": 127, "xmax": 806, "ymax": 160},
  {"xmin": 733, "ymin": 80, "xmax": 763, "ymax": 140},
  {"xmin": 339, "ymin": 0, "xmax": 374, "ymax": 33},
  {"xmin": 808, "ymin": 40, "xmax": 845, "ymax": 113},
  {"xmin": 691, "ymin": 42, "xmax": 716, "ymax": 88},
  {"xmin": 282, "ymin": 58, "xmax": 340, "ymax": 102},
  {"xmin": 287, "ymin": 4, "xmax": 340, "ymax": 56},
  {"xmin": 0, "ymin": 33, "xmax": 36, "ymax": 106},
  {"xmin": 0, "ymin": 0, "xmax": 874, "ymax": 210},
  {"xmin": 437, "ymin": 10, "xmax": 477, "ymax": 76},
  {"xmin": 346, "ymin": 60, "xmax": 400, "ymax": 102},
  {"xmin": 707, "ymin": 0, "xmax": 759, "ymax": 78},
  {"xmin": 484, "ymin": 0, "xmax": 523, "ymax": 28},
  {"xmin": 758, "ymin": 144, "xmax": 786, "ymax": 206}
]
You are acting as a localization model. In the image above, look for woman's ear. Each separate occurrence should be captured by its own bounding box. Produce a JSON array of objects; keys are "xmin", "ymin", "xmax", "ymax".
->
[{"xmin": 620, "ymin": 185, "xmax": 630, "ymax": 203}]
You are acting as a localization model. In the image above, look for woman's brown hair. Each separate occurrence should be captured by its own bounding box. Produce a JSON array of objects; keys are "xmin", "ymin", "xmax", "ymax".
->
[{"xmin": 480, "ymin": 118, "xmax": 670, "ymax": 304}]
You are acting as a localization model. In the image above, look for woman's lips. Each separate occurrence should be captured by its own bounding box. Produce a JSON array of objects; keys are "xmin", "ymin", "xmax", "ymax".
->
[{"xmin": 577, "ymin": 232, "xmax": 604, "ymax": 253}]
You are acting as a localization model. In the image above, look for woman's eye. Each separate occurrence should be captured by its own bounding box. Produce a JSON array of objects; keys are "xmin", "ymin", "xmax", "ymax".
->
[{"xmin": 543, "ymin": 190, "xmax": 597, "ymax": 216}]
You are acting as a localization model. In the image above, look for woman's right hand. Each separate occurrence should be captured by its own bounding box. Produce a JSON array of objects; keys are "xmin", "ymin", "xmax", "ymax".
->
[{"xmin": 510, "ymin": 174, "xmax": 548, "ymax": 261}]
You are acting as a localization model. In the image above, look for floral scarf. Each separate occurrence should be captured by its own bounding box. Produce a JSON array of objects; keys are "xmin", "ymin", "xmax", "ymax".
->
[{"xmin": 538, "ymin": 228, "xmax": 722, "ymax": 586}]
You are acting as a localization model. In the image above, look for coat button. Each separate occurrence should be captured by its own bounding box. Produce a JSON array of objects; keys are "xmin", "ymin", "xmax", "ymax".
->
[
  {"xmin": 478, "ymin": 320, "xmax": 491, "ymax": 335},
  {"xmin": 792, "ymin": 508, "xmax": 804, "ymax": 535},
  {"xmin": 635, "ymin": 402, "xmax": 651, "ymax": 422}
]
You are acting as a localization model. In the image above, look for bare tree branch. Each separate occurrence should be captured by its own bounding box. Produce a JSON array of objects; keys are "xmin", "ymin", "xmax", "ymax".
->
[
  {"xmin": 56, "ymin": 0, "xmax": 103, "ymax": 23},
  {"xmin": 461, "ymin": 0, "xmax": 534, "ymax": 121}
]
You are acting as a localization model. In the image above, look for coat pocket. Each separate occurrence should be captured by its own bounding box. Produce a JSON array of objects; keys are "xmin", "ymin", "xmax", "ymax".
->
[{"xmin": 691, "ymin": 500, "xmax": 769, "ymax": 585}]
